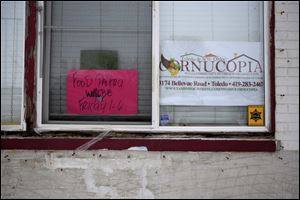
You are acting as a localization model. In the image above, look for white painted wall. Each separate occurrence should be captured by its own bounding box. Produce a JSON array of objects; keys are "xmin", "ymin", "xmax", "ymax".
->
[
  {"xmin": 1, "ymin": 150, "xmax": 299, "ymax": 199},
  {"xmin": 275, "ymin": 1, "xmax": 299, "ymax": 151}
]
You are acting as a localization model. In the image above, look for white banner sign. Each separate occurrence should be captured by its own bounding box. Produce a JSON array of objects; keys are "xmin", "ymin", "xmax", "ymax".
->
[{"xmin": 160, "ymin": 41, "xmax": 264, "ymax": 106}]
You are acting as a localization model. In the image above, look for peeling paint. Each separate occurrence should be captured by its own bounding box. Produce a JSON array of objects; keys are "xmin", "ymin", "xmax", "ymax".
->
[
  {"xmin": 138, "ymin": 168, "xmax": 154, "ymax": 198},
  {"xmin": 43, "ymin": 151, "xmax": 162, "ymax": 198},
  {"xmin": 24, "ymin": 1, "xmax": 37, "ymax": 130},
  {"xmin": 84, "ymin": 168, "xmax": 118, "ymax": 198}
]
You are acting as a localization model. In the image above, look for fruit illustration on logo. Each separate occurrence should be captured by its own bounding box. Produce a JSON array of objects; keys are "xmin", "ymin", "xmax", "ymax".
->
[{"xmin": 161, "ymin": 54, "xmax": 180, "ymax": 76}]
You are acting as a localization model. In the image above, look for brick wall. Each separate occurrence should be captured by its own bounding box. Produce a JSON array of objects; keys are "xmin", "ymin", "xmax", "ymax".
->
[{"xmin": 275, "ymin": 1, "xmax": 299, "ymax": 150}]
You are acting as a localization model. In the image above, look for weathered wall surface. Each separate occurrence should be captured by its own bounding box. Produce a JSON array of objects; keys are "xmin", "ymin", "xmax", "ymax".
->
[
  {"xmin": 1, "ymin": 150, "xmax": 299, "ymax": 199},
  {"xmin": 1, "ymin": 1, "xmax": 299, "ymax": 199},
  {"xmin": 275, "ymin": 1, "xmax": 299, "ymax": 150}
]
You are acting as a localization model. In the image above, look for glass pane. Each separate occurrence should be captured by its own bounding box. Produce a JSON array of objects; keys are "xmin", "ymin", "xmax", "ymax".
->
[
  {"xmin": 44, "ymin": 1, "xmax": 152, "ymax": 124},
  {"xmin": 1, "ymin": 1, "xmax": 25, "ymax": 125},
  {"xmin": 159, "ymin": 1, "xmax": 265, "ymax": 126}
]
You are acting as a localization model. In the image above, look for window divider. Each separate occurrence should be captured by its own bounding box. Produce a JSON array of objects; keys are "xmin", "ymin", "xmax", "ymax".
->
[{"xmin": 152, "ymin": 1, "xmax": 160, "ymax": 129}]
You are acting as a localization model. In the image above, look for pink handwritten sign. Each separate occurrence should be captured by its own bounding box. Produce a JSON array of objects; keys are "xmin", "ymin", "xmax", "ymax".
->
[{"xmin": 67, "ymin": 70, "xmax": 138, "ymax": 115}]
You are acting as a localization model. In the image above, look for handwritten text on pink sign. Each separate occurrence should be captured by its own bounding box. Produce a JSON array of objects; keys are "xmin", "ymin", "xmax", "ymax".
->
[{"xmin": 67, "ymin": 70, "xmax": 138, "ymax": 115}]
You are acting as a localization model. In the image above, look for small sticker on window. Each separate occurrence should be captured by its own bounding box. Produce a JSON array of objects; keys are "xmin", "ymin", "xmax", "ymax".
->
[
  {"xmin": 160, "ymin": 114, "xmax": 169, "ymax": 126},
  {"xmin": 248, "ymin": 105, "xmax": 264, "ymax": 126}
]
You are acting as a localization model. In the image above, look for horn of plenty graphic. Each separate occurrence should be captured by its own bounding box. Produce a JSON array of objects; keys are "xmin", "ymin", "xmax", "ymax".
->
[
  {"xmin": 161, "ymin": 54, "xmax": 180, "ymax": 76},
  {"xmin": 161, "ymin": 54, "xmax": 171, "ymax": 69}
]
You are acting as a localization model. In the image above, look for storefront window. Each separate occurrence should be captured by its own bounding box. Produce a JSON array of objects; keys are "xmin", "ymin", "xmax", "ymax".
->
[
  {"xmin": 159, "ymin": 1, "xmax": 265, "ymax": 126},
  {"xmin": 38, "ymin": 1, "xmax": 270, "ymax": 131}
]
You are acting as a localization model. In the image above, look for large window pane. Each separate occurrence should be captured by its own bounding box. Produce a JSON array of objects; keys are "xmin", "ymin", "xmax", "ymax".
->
[
  {"xmin": 159, "ymin": 1, "xmax": 265, "ymax": 126},
  {"xmin": 1, "ymin": 1, "xmax": 25, "ymax": 125},
  {"xmin": 43, "ymin": 1, "xmax": 152, "ymax": 124}
]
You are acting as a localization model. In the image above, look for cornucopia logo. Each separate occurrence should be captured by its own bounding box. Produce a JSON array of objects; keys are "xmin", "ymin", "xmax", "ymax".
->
[{"xmin": 160, "ymin": 52, "xmax": 262, "ymax": 76}]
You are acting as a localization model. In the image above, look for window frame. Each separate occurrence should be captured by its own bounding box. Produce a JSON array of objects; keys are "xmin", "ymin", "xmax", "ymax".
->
[
  {"xmin": 36, "ymin": 1, "xmax": 272, "ymax": 133},
  {"xmin": 1, "ymin": 1, "xmax": 26, "ymax": 131}
]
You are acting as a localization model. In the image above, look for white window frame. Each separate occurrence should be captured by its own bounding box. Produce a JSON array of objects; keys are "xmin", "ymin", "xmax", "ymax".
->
[
  {"xmin": 36, "ymin": 1, "xmax": 271, "ymax": 133},
  {"xmin": 1, "ymin": 1, "xmax": 26, "ymax": 131}
]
